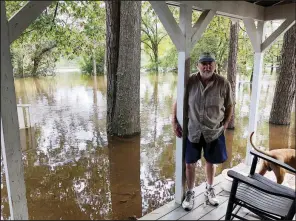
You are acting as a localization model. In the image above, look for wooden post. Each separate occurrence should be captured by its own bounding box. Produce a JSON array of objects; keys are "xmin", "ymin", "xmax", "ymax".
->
[
  {"xmin": 175, "ymin": 4, "xmax": 192, "ymax": 203},
  {"xmin": 243, "ymin": 18, "xmax": 295, "ymax": 165},
  {"xmin": 149, "ymin": 0, "xmax": 214, "ymax": 204},
  {"xmin": 1, "ymin": 1, "xmax": 29, "ymax": 219},
  {"xmin": 243, "ymin": 19, "xmax": 265, "ymax": 165},
  {"xmin": 8, "ymin": 1, "xmax": 53, "ymax": 43},
  {"xmin": 17, "ymin": 106, "xmax": 25, "ymax": 129},
  {"xmin": 246, "ymin": 52, "xmax": 264, "ymax": 165}
]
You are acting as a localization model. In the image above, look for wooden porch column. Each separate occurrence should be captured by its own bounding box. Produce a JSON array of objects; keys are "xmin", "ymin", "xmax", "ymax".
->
[
  {"xmin": 1, "ymin": 1, "xmax": 52, "ymax": 218},
  {"xmin": 245, "ymin": 52, "xmax": 264, "ymax": 165},
  {"xmin": 244, "ymin": 16, "xmax": 295, "ymax": 165},
  {"xmin": 243, "ymin": 19, "xmax": 265, "ymax": 165},
  {"xmin": 175, "ymin": 4, "xmax": 192, "ymax": 204},
  {"xmin": 1, "ymin": 1, "xmax": 29, "ymax": 219},
  {"xmin": 149, "ymin": 1, "xmax": 214, "ymax": 204},
  {"xmin": 175, "ymin": 6, "xmax": 214, "ymax": 204}
]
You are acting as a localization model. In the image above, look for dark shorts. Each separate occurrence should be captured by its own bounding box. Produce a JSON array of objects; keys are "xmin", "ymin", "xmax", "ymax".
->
[{"xmin": 185, "ymin": 133, "xmax": 227, "ymax": 164}]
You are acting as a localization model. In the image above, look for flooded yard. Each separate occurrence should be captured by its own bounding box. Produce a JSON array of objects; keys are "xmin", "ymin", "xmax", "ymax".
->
[{"xmin": 1, "ymin": 71, "xmax": 295, "ymax": 220}]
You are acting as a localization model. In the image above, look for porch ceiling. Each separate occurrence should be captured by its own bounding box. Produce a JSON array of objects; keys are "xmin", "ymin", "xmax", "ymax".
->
[
  {"xmin": 245, "ymin": 0, "xmax": 294, "ymax": 7},
  {"xmin": 166, "ymin": 1, "xmax": 296, "ymax": 21}
]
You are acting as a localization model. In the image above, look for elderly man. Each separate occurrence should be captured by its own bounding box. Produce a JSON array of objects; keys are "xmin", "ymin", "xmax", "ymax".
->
[{"xmin": 172, "ymin": 52, "xmax": 233, "ymax": 210}]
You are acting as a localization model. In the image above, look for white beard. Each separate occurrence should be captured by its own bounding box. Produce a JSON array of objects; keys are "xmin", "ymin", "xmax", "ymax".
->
[{"xmin": 200, "ymin": 71, "xmax": 214, "ymax": 80}]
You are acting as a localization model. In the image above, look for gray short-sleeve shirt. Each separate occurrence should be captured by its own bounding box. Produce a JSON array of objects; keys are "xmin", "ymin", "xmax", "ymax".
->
[{"xmin": 186, "ymin": 73, "xmax": 233, "ymax": 143}]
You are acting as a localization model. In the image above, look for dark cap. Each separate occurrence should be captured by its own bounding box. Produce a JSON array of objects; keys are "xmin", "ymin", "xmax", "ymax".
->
[{"xmin": 198, "ymin": 52, "xmax": 215, "ymax": 63}]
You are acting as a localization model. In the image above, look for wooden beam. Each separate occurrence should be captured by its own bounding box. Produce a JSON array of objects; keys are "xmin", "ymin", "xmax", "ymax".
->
[
  {"xmin": 180, "ymin": 4, "xmax": 192, "ymax": 53},
  {"xmin": 245, "ymin": 52, "xmax": 264, "ymax": 165},
  {"xmin": 261, "ymin": 18, "xmax": 295, "ymax": 52},
  {"xmin": 191, "ymin": 10, "xmax": 215, "ymax": 47},
  {"xmin": 149, "ymin": 1, "xmax": 185, "ymax": 51},
  {"xmin": 8, "ymin": 1, "xmax": 53, "ymax": 43},
  {"xmin": 243, "ymin": 18, "xmax": 263, "ymax": 52},
  {"xmin": 264, "ymin": 3, "xmax": 296, "ymax": 21},
  {"xmin": 174, "ymin": 3, "xmax": 192, "ymax": 204},
  {"xmin": 1, "ymin": 1, "xmax": 29, "ymax": 219},
  {"xmin": 167, "ymin": 1, "xmax": 264, "ymax": 21}
]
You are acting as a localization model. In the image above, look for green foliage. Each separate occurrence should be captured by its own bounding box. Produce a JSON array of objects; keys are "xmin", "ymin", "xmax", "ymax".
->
[
  {"xmin": 237, "ymin": 21, "xmax": 254, "ymax": 77},
  {"xmin": 79, "ymin": 49, "xmax": 105, "ymax": 76},
  {"xmin": 159, "ymin": 46, "xmax": 178, "ymax": 72},
  {"xmin": 159, "ymin": 15, "xmax": 231, "ymax": 74},
  {"xmin": 263, "ymin": 21, "xmax": 283, "ymax": 75},
  {"xmin": 190, "ymin": 16, "xmax": 231, "ymax": 74},
  {"xmin": 6, "ymin": 1, "xmax": 106, "ymax": 77},
  {"xmin": 6, "ymin": 1, "xmax": 282, "ymax": 79},
  {"xmin": 141, "ymin": 2, "xmax": 168, "ymax": 71}
]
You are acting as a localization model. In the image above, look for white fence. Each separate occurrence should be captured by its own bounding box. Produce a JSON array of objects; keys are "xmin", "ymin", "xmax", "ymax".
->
[{"xmin": 17, "ymin": 104, "xmax": 33, "ymax": 129}]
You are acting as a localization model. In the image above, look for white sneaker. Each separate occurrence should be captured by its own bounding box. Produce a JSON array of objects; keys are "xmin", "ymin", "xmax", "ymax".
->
[
  {"xmin": 204, "ymin": 184, "xmax": 219, "ymax": 206},
  {"xmin": 182, "ymin": 190, "xmax": 195, "ymax": 211}
]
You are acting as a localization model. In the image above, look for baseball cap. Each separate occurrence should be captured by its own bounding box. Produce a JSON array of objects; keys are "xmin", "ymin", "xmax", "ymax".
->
[{"xmin": 198, "ymin": 52, "xmax": 216, "ymax": 63}]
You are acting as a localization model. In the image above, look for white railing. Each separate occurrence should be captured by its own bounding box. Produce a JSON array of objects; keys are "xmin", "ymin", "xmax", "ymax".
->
[{"xmin": 17, "ymin": 104, "xmax": 33, "ymax": 129}]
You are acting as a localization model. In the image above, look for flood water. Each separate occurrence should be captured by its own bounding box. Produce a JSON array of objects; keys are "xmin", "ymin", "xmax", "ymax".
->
[{"xmin": 1, "ymin": 71, "xmax": 295, "ymax": 220}]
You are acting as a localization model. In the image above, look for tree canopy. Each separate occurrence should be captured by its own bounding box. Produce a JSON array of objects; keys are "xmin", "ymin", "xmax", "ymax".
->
[
  {"xmin": 6, "ymin": 1, "xmax": 283, "ymax": 79},
  {"xmin": 6, "ymin": 1, "xmax": 106, "ymax": 77}
]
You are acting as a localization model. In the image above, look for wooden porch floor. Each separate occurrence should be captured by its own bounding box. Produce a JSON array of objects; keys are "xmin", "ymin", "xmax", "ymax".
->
[{"xmin": 139, "ymin": 163, "xmax": 295, "ymax": 220}]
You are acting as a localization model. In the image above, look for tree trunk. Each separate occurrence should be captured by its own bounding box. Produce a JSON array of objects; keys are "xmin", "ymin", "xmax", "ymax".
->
[
  {"xmin": 104, "ymin": 48, "xmax": 107, "ymax": 75},
  {"xmin": 217, "ymin": 63, "xmax": 221, "ymax": 75},
  {"xmin": 93, "ymin": 50, "xmax": 97, "ymax": 76},
  {"xmin": 269, "ymin": 24, "xmax": 296, "ymax": 125},
  {"xmin": 275, "ymin": 41, "xmax": 281, "ymax": 74},
  {"xmin": 227, "ymin": 21, "xmax": 239, "ymax": 129},
  {"xmin": 32, "ymin": 59, "xmax": 40, "ymax": 77},
  {"xmin": 106, "ymin": 1, "xmax": 141, "ymax": 136},
  {"xmin": 155, "ymin": 21, "xmax": 158, "ymax": 73},
  {"xmin": 16, "ymin": 54, "xmax": 24, "ymax": 77},
  {"xmin": 270, "ymin": 21, "xmax": 274, "ymax": 76},
  {"xmin": 270, "ymin": 58, "xmax": 274, "ymax": 75},
  {"xmin": 154, "ymin": 46, "xmax": 158, "ymax": 73},
  {"xmin": 31, "ymin": 44, "xmax": 56, "ymax": 77}
]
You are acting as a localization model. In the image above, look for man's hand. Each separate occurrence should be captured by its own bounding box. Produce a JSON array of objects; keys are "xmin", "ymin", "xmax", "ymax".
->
[
  {"xmin": 223, "ymin": 105, "xmax": 233, "ymax": 130},
  {"xmin": 172, "ymin": 118, "xmax": 183, "ymax": 138},
  {"xmin": 223, "ymin": 122, "xmax": 229, "ymax": 131},
  {"xmin": 172, "ymin": 101, "xmax": 183, "ymax": 138}
]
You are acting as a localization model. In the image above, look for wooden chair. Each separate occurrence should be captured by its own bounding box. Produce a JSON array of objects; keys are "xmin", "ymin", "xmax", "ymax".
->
[{"xmin": 225, "ymin": 149, "xmax": 296, "ymax": 220}]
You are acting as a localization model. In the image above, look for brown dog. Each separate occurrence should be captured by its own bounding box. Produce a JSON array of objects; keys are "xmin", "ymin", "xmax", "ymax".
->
[{"xmin": 250, "ymin": 132, "xmax": 296, "ymax": 184}]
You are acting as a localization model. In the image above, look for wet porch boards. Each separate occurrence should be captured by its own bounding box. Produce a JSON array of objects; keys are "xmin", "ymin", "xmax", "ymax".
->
[{"xmin": 139, "ymin": 163, "xmax": 257, "ymax": 220}]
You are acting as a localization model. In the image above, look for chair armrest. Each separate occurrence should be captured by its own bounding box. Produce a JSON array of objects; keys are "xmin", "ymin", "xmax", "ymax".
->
[
  {"xmin": 250, "ymin": 149, "xmax": 296, "ymax": 174},
  {"xmin": 227, "ymin": 170, "xmax": 295, "ymax": 200}
]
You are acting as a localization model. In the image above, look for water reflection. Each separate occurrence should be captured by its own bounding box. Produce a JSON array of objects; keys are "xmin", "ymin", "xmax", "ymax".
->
[
  {"xmin": 1, "ymin": 72, "xmax": 295, "ymax": 220},
  {"xmin": 108, "ymin": 136, "xmax": 141, "ymax": 219}
]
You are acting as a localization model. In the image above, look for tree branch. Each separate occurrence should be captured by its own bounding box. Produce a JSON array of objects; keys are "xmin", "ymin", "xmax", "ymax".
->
[
  {"xmin": 52, "ymin": 2, "xmax": 59, "ymax": 23},
  {"xmin": 37, "ymin": 43, "xmax": 57, "ymax": 58},
  {"xmin": 21, "ymin": 29, "xmax": 36, "ymax": 36},
  {"xmin": 157, "ymin": 34, "xmax": 167, "ymax": 45},
  {"xmin": 49, "ymin": 2, "xmax": 59, "ymax": 32},
  {"xmin": 239, "ymin": 23, "xmax": 246, "ymax": 33},
  {"xmin": 141, "ymin": 28, "xmax": 155, "ymax": 48},
  {"xmin": 142, "ymin": 18, "xmax": 155, "ymax": 39},
  {"xmin": 141, "ymin": 39, "xmax": 153, "ymax": 51}
]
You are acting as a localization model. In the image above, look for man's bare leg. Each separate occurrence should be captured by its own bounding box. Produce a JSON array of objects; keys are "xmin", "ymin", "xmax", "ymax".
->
[
  {"xmin": 186, "ymin": 163, "xmax": 196, "ymax": 190},
  {"xmin": 182, "ymin": 163, "xmax": 196, "ymax": 211},
  {"xmin": 205, "ymin": 161, "xmax": 219, "ymax": 206},
  {"xmin": 205, "ymin": 161, "xmax": 215, "ymax": 185}
]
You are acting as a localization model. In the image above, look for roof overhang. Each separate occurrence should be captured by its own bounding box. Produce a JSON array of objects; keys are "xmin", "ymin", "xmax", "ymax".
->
[{"xmin": 166, "ymin": 1, "xmax": 295, "ymax": 21}]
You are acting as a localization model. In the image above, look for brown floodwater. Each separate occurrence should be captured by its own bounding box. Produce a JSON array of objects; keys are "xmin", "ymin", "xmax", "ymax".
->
[{"xmin": 1, "ymin": 71, "xmax": 295, "ymax": 220}]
